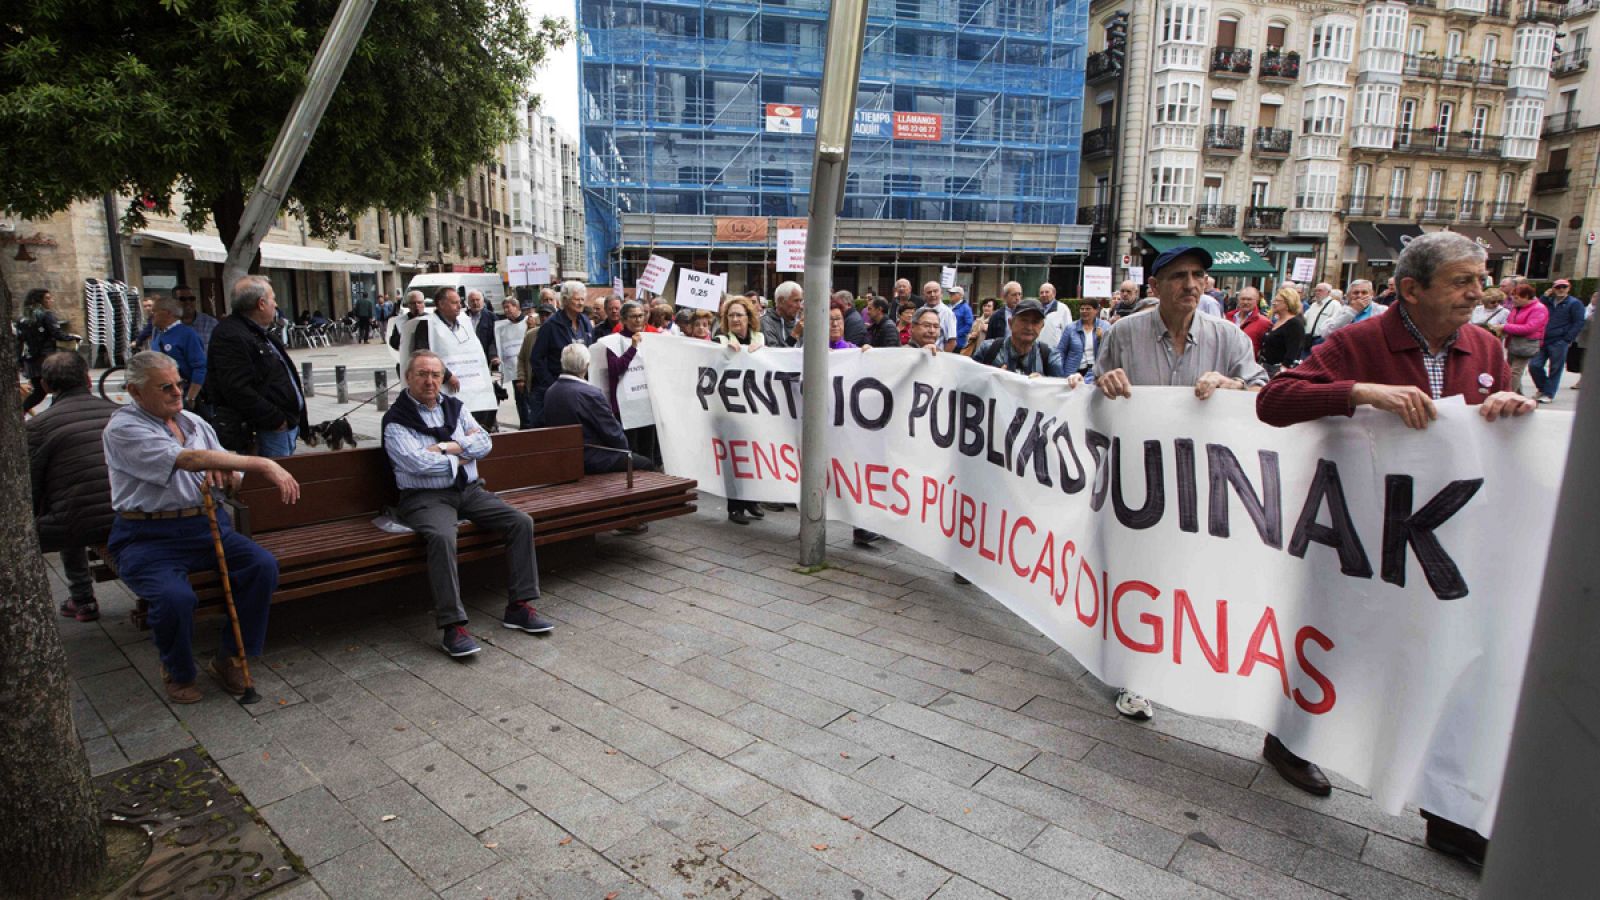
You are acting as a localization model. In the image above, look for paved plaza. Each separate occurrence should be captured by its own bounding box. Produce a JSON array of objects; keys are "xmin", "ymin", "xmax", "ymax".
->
[{"xmin": 58, "ymin": 490, "xmax": 1486, "ymax": 899}]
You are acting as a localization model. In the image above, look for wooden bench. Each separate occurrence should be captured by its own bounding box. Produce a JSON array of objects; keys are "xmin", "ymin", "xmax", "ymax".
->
[{"xmin": 101, "ymin": 426, "xmax": 696, "ymax": 623}]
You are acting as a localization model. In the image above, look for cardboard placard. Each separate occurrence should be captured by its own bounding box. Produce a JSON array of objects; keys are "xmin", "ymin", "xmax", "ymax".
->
[
  {"xmin": 505, "ymin": 254, "xmax": 550, "ymax": 287},
  {"xmin": 675, "ymin": 268, "xmax": 728, "ymax": 312},
  {"xmin": 777, "ymin": 229, "xmax": 807, "ymax": 273},
  {"xmin": 1083, "ymin": 266, "xmax": 1114, "ymax": 298},
  {"xmin": 638, "ymin": 254, "xmax": 675, "ymax": 295}
]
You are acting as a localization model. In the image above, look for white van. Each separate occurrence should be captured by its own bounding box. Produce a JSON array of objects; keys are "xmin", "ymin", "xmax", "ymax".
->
[{"xmin": 404, "ymin": 273, "xmax": 508, "ymax": 311}]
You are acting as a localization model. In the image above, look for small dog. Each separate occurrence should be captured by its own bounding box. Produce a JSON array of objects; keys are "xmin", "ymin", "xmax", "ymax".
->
[{"xmin": 303, "ymin": 418, "xmax": 357, "ymax": 451}]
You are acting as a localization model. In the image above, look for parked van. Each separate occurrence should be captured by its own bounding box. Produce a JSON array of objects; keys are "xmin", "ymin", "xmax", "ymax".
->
[{"xmin": 404, "ymin": 273, "xmax": 508, "ymax": 311}]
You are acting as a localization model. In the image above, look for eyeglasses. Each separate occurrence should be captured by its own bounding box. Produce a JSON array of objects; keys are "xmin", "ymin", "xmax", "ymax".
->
[{"xmin": 154, "ymin": 381, "xmax": 182, "ymax": 395}]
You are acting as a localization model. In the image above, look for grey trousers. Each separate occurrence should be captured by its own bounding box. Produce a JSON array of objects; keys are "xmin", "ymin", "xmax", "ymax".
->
[
  {"xmin": 396, "ymin": 482, "xmax": 541, "ymax": 628},
  {"xmin": 60, "ymin": 545, "xmax": 95, "ymax": 601}
]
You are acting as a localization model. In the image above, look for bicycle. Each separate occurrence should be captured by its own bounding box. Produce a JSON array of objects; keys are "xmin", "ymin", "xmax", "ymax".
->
[{"xmin": 97, "ymin": 365, "xmax": 134, "ymax": 404}]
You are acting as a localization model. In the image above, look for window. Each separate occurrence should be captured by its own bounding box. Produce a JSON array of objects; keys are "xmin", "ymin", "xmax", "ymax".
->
[
  {"xmin": 1312, "ymin": 20, "xmax": 1354, "ymax": 60},
  {"xmin": 1250, "ymin": 179, "xmax": 1271, "ymax": 208},
  {"xmin": 1160, "ymin": 2, "xmax": 1206, "ymax": 44},
  {"xmin": 1436, "ymin": 101, "xmax": 1454, "ymax": 148},
  {"xmin": 1574, "ymin": 28, "xmax": 1589, "ymax": 53},
  {"xmin": 1398, "ymin": 98, "xmax": 1418, "ymax": 145},
  {"xmin": 1295, "ymin": 164, "xmax": 1339, "ymax": 210},
  {"xmin": 1217, "ymin": 16, "xmax": 1238, "ymax": 47},
  {"xmin": 1483, "ymin": 33, "xmax": 1499, "ymax": 62},
  {"xmin": 1447, "ymin": 30, "xmax": 1464, "ymax": 59},
  {"xmin": 1426, "ymin": 169, "xmax": 1445, "ymax": 200},
  {"xmin": 1408, "ymin": 25, "xmax": 1426, "ymax": 57},
  {"xmin": 1362, "ymin": 4, "xmax": 1405, "ymax": 53},
  {"xmin": 1388, "ymin": 168, "xmax": 1410, "ymax": 215},
  {"xmin": 1350, "ymin": 163, "xmax": 1370, "ymax": 200},
  {"xmin": 403, "ymin": 218, "xmax": 411, "ymax": 249},
  {"xmin": 1463, "ymin": 171, "xmax": 1480, "ymax": 204},
  {"xmin": 1497, "ymin": 171, "xmax": 1515, "ymax": 203},
  {"xmin": 1209, "ymin": 102, "xmax": 1231, "ymax": 127},
  {"xmin": 1203, "ymin": 174, "xmax": 1225, "ymax": 207},
  {"xmin": 1154, "ymin": 78, "xmax": 1202, "ymax": 125},
  {"xmin": 1471, "ymin": 105, "xmax": 1490, "ymax": 149},
  {"xmin": 421, "ymin": 217, "xmax": 431, "ymax": 251},
  {"xmin": 1258, "ymin": 103, "xmax": 1278, "ymax": 127},
  {"xmin": 1514, "ymin": 26, "xmax": 1554, "ymax": 68},
  {"xmin": 1147, "ymin": 160, "xmax": 1195, "ymax": 205},
  {"xmin": 1267, "ymin": 22, "xmax": 1287, "ymax": 49},
  {"xmin": 1302, "ymin": 92, "xmax": 1347, "ymax": 136}
]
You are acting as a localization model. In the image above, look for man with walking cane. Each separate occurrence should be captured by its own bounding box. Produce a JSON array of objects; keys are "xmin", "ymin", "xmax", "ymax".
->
[{"xmin": 103, "ymin": 351, "xmax": 300, "ymax": 704}]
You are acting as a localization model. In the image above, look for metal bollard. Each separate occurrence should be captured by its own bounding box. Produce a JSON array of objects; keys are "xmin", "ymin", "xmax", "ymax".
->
[
  {"xmin": 374, "ymin": 371, "xmax": 389, "ymax": 411},
  {"xmin": 301, "ymin": 362, "xmax": 314, "ymax": 397},
  {"xmin": 335, "ymin": 365, "xmax": 348, "ymax": 404}
]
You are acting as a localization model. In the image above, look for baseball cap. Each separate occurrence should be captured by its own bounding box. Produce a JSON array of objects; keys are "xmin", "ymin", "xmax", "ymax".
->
[
  {"xmin": 1150, "ymin": 245, "xmax": 1214, "ymax": 277},
  {"xmin": 1013, "ymin": 298, "xmax": 1046, "ymax": 320},
  {"xmin": 1554, "ymin": 279, "xmax": 1571, "ymax": 288}
]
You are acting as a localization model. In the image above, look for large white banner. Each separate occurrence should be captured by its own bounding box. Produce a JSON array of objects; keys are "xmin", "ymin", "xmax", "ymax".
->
[{"xmin": 645, "ymin": 335, "xmax": 1571, "ymax": 835}]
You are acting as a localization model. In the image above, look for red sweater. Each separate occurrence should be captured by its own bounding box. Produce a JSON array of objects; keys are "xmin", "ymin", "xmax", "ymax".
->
[
  {"xmin": 1256, "ymin": 305, "xmax": 1511, "ymax": 427},
  {"xmin": 1231, "ymin": 308, "xmax": 1272, "ymax": 358}
]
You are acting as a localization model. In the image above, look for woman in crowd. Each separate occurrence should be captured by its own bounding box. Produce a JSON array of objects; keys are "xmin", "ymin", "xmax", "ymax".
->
[
  {"xmin": 1471, "ymin": 288, "xmax": 1510, "ymax": 331},
  {"xmin": 713, "ymin": 295, "xmax": 765, "ymax": 524},
  {"xmin": 977, "ymin": 298, "xmax": 997, "ymax": 323},
  {"xmin": 19, "ymin": 288, "xmax": 79, "ymax": 414},
  {"xmin": 650, "ymin": 302, "xmax": 677, "ymax": 334},
  {"xmin": 1260, "ymin": 286, "xmax": 1305, "ymax": 375},
  {"xmin": 1492, "ymin": 283, "xmax": 1548, "ymax": 395},
  {"xmin": 896, "ymin": 307, "xmax": 914, "ymax": 345},
  {"xmin": 688, "ymin": 310, "xmax": 715, "ymax": 340},
  {"xmin": 603, "ymin": 301, "xmax": 659, "ymax": 461},
  {"xmin": 827, "ymin": 306, "xmax": 857, "ymax": 350}
]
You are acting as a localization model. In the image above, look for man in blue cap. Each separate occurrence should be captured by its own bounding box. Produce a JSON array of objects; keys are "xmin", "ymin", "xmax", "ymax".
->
[{"xmin": 1092, "ymin": 245, "xmax": 1327, "ymax": 797}]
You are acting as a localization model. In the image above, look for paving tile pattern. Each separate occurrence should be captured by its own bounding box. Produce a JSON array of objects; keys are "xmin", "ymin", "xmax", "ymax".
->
[{"xmin": 57, "ymin": 505, "xmax": 1477, "ymax": 898}]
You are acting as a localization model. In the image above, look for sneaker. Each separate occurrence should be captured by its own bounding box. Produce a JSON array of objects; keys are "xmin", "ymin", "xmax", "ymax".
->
[
  {"xmin": 440, "ymin": 625, "xmax": 482, "ymax": 657},
  {"xmin": 1114, "ymin": 689, "xmax": 1154, "ymax": 721},
  {"xmin": 208, "ymin": 654, "xmax": 249, "ymax": 696},
  {"xmin": 59, "ymin": 597, "xmax": 79, "ymax": 618},
  {"xmin": 503, "ymin": 601, "xmax": 554, "ymax": 634},
  {"xmin": 74, "ymin": 601, "xmax": 100, "ymax": 623},
  {"xmin": 1537, "ymin": 394, "xmax": 1554, "ymax": 404},
  {"xmin": 161, "ymin": 667, "xmax": 202, "ymax": 705}
]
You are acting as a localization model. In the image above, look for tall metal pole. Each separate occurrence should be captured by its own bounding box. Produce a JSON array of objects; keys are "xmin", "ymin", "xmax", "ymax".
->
[
  {"xmin": 1480, "ymin": 368, "xmax": 1600, "ymax": 895},
  {"xmin": 221, "ymin": 0, "xmax": 378, "ymax": 291},
  {"xmin": 796, "ymin": 0, "xmax": 870, "ymax": 567}
]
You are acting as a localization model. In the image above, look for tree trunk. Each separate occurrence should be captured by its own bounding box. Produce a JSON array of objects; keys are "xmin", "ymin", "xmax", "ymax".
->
[
  {"xmin": 0, "ymin": 269, "xmax": 107, "ymax": 897},
  {"xmin": 211, "ymin": 181, "xmax": 262, "ymax": 275}
]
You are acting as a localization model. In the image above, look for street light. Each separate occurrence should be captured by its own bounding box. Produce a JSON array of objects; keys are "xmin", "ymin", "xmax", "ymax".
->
[{"xmin": 797, "ymin": 0, "xmax": 870, "ymax": 568}]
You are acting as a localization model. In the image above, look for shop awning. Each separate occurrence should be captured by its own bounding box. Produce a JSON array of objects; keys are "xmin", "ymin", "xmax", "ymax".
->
[
  {"xmin": 1494, "ymin": 227, "xmax": 1528, "ymax": 250},
  {"xmin": 1139, "ymin": 233, "xmax": 1276, "ymax": 274},
  {"xmin": 1268, "ymin": 241, "xmax": 1318, "ymax": 254},
  {"xmin": 1374, "ymin": 223, "xmax": 1425, "ymax": 257},
  {"xmin": 138, "ymin": 231, "xmax": 382, "ymax": 273},
  {"xmin": 1449, "ymin": 225, "xmax": 1514, "ymax": 260},
  {"xmin": 1346, "ymin": 222, "xmax": 1397, "ymax": 266}
]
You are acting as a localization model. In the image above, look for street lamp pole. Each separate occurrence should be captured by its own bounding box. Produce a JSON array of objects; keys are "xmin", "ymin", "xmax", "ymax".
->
[{"xmin": 796, "ymin": 0, "xmax": 869, "ymax": 568}]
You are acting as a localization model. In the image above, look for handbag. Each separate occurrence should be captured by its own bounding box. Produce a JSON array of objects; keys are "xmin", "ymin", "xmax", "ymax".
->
[
  {"xmin": 1567, "ymin": 344, "xmax": 1585, "ymax": 374},
  {"xmin": 1506, "ymin": 335, "xmax": 1541, "ymax": 358}
]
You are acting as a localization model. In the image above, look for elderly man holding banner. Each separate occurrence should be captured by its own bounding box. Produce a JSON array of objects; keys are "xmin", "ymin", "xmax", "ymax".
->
[
  {"xmin": 1258, "ymin": 230, "xmax": 1535, "ymax": 867},
  {"xmin": 402, "ymin": 288, "xmax": 501, "ymax": 431}
]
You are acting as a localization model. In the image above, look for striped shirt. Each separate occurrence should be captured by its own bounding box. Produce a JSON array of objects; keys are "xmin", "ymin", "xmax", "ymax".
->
[
  {"xmin": 1393, "ymin": 303, "xmax": 1455, "ymax": 400},
  {"xmin": 382, "ymin": 394, "xmax": 493, "ymax": 490}
]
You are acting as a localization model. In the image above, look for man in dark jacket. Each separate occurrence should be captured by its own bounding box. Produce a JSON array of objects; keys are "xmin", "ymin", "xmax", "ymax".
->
[
  {"xmin": 865, "ymin": 297, "xmax": 900, "ymax": 347},
  {"xmin": 465, "ymin": 290, "xmax": 499, "ymax": 365},
  {"xmin": 205, "ymin": 276, "xmax": 306, "ymax": 456},
  {"xmin": 543, "ymin": 343, "xmax": 654, "ymax": 475},
  {"xmin": 1530, "ymin": 278, "xmax": 1585, "ymax": 403},
  {"xmin": 27, "ymin": 351, "xmax": 118, "ymax": 621},
  {"xmin": 526, "ymin": 281, "xmax": 595, "ymax": 427}
]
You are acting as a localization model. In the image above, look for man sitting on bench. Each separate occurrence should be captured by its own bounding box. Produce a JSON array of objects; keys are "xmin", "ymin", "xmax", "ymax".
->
[{"xmin": 382, "ymin": 350, "xmax": 553, "ymax": 658}]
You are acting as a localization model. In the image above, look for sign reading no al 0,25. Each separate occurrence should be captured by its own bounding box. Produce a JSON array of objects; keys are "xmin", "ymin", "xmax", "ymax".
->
[{"xmin": 675, "ymin": 268, "xmax": 727, "ymax": 312}]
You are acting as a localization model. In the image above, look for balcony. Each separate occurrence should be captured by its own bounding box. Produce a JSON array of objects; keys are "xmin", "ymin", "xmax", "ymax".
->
[
  {"xmin": 1488, "ymin": 201, "xmax": 1524, "ymax": 224},
  {"xmin": 1244, "ymin": 206, "xmax": 1287, "ymax": 231},
  {"xmin": 1087, "ymin": 50, "xmax": 1122, "ymax": 84},
  {"xmin": 1211, "ymin": 46, "xmax": 1253, "ymax": 77},
  {"xmin": 1145, "ymin": 204, "xmax": 1190, "ymax": 231},
  {"xmin": 1418, "ymin": 199, "xmax": 1459, "ymax": 222},
  {"xmin": 1545, "ymin": 110, "xmax": 1583, "ymax": 134},
  {"xmin": 1077, "ymin": 203, "xmax": 1113, "ymax": 230},
  {"xmin": 1444, "ymin": 0, "xmax": 1490, "ymax": 15},
  {"xmin": 1554, "ymin": 48, "xmax": 1591, "ymax": 76},
  {"xmin": 1390, "ymin": 128, "xmax": 1505, "ymax": 158},
  {"xmin": 1403, "ymin": 53, "xmax": 1443, "ymax": 79},
  {"xmin": 1383, "ymin": 198, "xmax": 1414, "ymax": 217},
  {"xmin": 1196, "ymin": 205, "xmax": 1239, "ymax": 230},
  {"xmin": 1520, "ymin": 0, "xmax": 1565, "ymax": 21},
  {"xmin": 1487, "ymin": 0, "xmax": 1511, "ymax": 16},
  {"xmin": 1259, "ymin": 49, "xmax": 1300, "ymax": 82},
  {"xmin": 1564, "ymin": 0, "xmax": 1600, "ymax": 17},
  {"xmin": 1535, "ymin": 169, "xmax": 1572, "ymax": 192},
  {"xmin": 1459, "ymin": 200, "xmax": 1485, "ymax": 221},
  {"xmin": 1083, "ymin": 125, "xmax": 1118, "ymax": 160},
  {"xmin": 1403, "ymin": 0, "xmax": 1438, "ymax": 6},
  {"xmin": 1253, "ymin": 126, "xmax": 1293, "ymax": 156},
  {"xmin": 1203, "ymin": 124, "xmax": 1246, "ymax": 154},
  {"xmin": 1343, "ymin": 195, "xmax": 1386, "ymax": 217}
]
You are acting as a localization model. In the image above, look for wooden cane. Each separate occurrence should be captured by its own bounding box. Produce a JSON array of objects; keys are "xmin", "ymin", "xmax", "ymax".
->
[{"xmin": 199, "ymin": 480, "xmax": 260, "ymax": 704}]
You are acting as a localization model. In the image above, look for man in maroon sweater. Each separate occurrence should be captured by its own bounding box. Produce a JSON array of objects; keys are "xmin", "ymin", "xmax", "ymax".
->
[{"xmin": 1257, "ymin": 231, "xmax": 1534, "ymax": 867}]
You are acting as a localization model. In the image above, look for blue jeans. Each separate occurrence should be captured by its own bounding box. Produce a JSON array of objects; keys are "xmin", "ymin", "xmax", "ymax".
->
[
  {"xmin": 256, "ymin": 426, "xmax": 299, "ymax": 457},
  {"xmin": 1530, "ymin": 340, "xmax": 1572, "ymax": 399},
  {"xmin": 108, "ymin": 511, "xmax": 277, "ymax": 683}
]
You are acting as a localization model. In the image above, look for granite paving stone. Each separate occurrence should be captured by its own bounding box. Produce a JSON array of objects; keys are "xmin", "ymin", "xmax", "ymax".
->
[
  {"xmin": 974, "ymin": 766, "xmax": 1188, "ymax": 867},
  {"xmin": 489, "ymin": 751, "xmax": 655, "ymax": 851},
  {"xmin": 346, "ymin": 779, "xmax": 499, "ymax": 891},
  {"xmin": 721, "ymin": 703, "xmax": 877, "ymax": 774},
  {"xmin": 746, "ymin": 794, "xmax": 953, "ymax": 900},
  {"xmin": 1024, "ymin": 824, "xmax": 1228, "ymax": 900},
  {"xmin": 727, "ymin": 741, "xmax": 904, "ymax": 826},
  {"xmin": 1168, "ymin": 841, "xmax": 1341, "ymax": 900},
  {"xmin": 853, "ymin": 756, "xmax": 1049, "ymax": 851},
  {"xmin": 659, "ymin": 747, "xmax": 783, "ymax": 816},
  {"xmin": 213, "ymin": 740, "xmax": 320, "ymax": 807},
  {"xmin": 615, "ymin": 686, "xmax": 757, "ymax": 758},
  {"xmin": 825, "ymin": 713, "xmax": 995, "ymax": 787},
  {"xmin": 310, "ymin": 840, "xmax": 436, "ymax": 900},
  {"xmin": 262, "ymin": 703, "xmax": 401, "ymax": 800},
  {"xmin": 1295, "ymin": 847, "xmax": 1461, "ymax": 900},
  {"xmin": 680, "ymin": 655, "xmax": 850, "ymax": 728},
  {"xmin": 260, "ymin": 785, "xmax": 373, "ymax": 867},
  {"xmin": 387, "ymin": 740, "xmax": 529, "ymax": 834},
  {"xmin": 603, "ymin": 824, "xmax": 757, "ymax": 898},
  {"xmin": 872, "ymin": 699, "xmax": 1040, "ymax": 769},
  {"xmin": 773, "ymin": 642, "xmax": 947, "ymax": 706},
  {"xmin": 496, "ymin": 703, "xmax": 665, "ymax": 802},
  {"xmin": 872, "ymin": 805, "xmax": 1098, "ymax": 900},
  {"xmin": 719, "ymin": 831, "xmax": 889, "ymax": 899}
]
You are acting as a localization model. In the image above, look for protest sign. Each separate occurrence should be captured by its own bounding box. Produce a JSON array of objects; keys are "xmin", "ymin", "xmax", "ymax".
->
[
  {"xmin": 638, "ymin": 255, "xmax": 675, "ymax": 295},
  {"xmin": 505, "ymin": 254, "xmax": 550, "ymax": 287},
  {"xmin": 675, "ymin": 268, "xmax": 728, "ymax": 312},
  {"xmin": 777, "ymin": 228, "xmax": 807, "ymax": 273},
  {"xmin": 613, "ymin": 276, "xmax": 624, "ymax": 297},
  {"xmin": 1292, "ymin": 257, "xmax": 1318, "ymax": 283},
  {"xmin": 940, "ymin": 267, "xmax": 958, "ymax": 291},
  {"xmin": 1083, "ymin": 266, "xmax": 1114, "ymax": 298},
  {"xmin": 645, "ymin": 335, "xmax": 1571, "ymax": 836},
  {"xmin": 1127, "ymin": 266, "xmax": 1144, "ymax": 286},
  {"xmin": 590, "ymin": 333, "xmax": 653, "ymax": 429}
]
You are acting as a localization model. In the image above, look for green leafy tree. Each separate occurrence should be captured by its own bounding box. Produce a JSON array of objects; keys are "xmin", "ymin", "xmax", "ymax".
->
[
  {"xmin": 0, "ymin": 0, "xmax": 570, "ymax": 246},
  {"xmin": 0, "ymin": 3, "xmax": 567, "ymax": 894}
]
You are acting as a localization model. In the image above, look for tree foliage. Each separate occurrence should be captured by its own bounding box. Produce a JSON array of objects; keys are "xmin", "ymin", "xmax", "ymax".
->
[{"xmin": 0, "ymin": 0, "xmax": 570, "ymax": 243}]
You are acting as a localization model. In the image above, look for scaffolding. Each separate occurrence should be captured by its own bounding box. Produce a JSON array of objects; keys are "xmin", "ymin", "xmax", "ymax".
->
[{"xmin": 577, "ymin": 0, "xmax": 1090, "ymax": 282}]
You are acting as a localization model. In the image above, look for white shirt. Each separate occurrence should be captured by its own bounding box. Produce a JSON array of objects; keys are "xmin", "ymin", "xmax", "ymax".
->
[{"xmin": 924, "ymin": 302, "xmax": 957, "ymax": 346}]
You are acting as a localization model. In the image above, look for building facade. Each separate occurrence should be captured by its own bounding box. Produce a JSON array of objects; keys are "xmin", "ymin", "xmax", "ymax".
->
[
  {"xmin": 1525, "ymin": 0, "xmax": 1600, "ymax": 280},
  {"xmin": 1082, "ymin": 0, "xmax": 1561, "ymax": 288},
  {"xmin": 578, "ymin": 0, "xmax": 1092, "ymax": 300}
]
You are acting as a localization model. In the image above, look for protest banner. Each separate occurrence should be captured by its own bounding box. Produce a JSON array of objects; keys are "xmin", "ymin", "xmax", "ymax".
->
[
  {"xmin": 1292, "ymin": 257, "xmax": 1318, "ymax": 283},
  {"xmin": 777, "ymin": 228, "xmax": 807, "ymax": 273},
  {"xmin": 590, "ymin": 333, "xmax": 653, "ymax": 429},
  {"xmin": 1083, "ymin": 266, "xmax": 1114, "ymax": 298},
  {"xmin": 638, "ymin": 255, "xmax": 675, "ymax": 295},
  {"xmin": 505, "ymin": 254, "xmax": 550, "ymax": 287},
  {"xmin": 645, "ymin": 335, "xmax": 1571, "ymax": 836},
  {"xmin": 676, "ymin": 268, "xmax": 728, "ymax": 312}
]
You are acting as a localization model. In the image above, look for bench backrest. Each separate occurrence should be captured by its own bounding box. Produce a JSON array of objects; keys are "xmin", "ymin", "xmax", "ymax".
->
[{"xmin": 232, "ymin": 425, "xmax": 585, "ymax": 534}]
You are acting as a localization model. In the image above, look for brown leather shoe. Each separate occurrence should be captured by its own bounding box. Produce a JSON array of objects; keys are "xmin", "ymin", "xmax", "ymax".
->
[
  {"xmin": 1263, "ymin": 734, "xmax": 1331, "ymax": 796},
  {"xmin": 208, "ymin": 655, "xmax": 249, "ymax": 696},
  {"xmin": 162, "ymin": 668, "xmax": 202, "ymax": 705}
]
